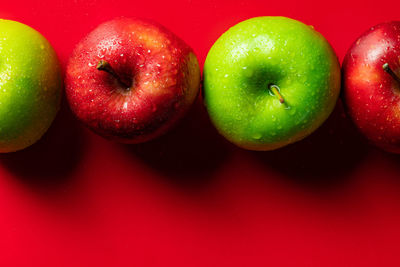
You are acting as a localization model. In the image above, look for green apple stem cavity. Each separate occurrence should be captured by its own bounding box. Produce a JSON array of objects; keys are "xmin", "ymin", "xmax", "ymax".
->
[
  {"xmin": 268, "ymin": 84, "xmax": 285, "ymax": 104},
  {"xmin": 97, "ymin": 60, "xmax": 131, "ymax": 89},
  {"xmin": 382, "ymin": 63, "xmax": 400, "ymax": 84}
]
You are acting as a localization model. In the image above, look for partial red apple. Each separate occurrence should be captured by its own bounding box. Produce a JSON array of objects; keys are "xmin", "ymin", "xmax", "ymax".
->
[
  {"xmin": 342, "ymin": 21, "xmax": 400, "ymax": 153},
  {"xmin": 66, "ymin": 18, "xmax": 200, "ymax": 143}
]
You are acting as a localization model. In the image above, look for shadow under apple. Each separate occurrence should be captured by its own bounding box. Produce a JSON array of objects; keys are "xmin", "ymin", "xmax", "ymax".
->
[
  {"xmin": 0, "ymin": 98, "xmax": 86, "ymax": 189},
  {"xmin": 250, "ymin": 100, "xmax": 369, "ymax": 190},
  {"xmin": 124, "ymin": 97, "xmax": 233, "ymax": 190}
]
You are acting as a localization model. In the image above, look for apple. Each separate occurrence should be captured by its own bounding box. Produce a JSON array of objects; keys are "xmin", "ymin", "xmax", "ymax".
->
[
  {"xmin": 0, "ymin": 19, "xmax": 62, "ymax": 153},
  {"xmin": 203, "ymin": 16, "xmax": 341, "ymax": 151},
  {"xmin": 65, "ymin": 18, "xmax": 200, "ymax": 143},
  {"xmin": 342, "ymin": 21, "xmax": 400, "ymax": 153}
]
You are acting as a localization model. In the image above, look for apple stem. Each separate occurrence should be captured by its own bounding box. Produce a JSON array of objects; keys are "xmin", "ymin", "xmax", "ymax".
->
[
  {"xmin": 383, "ymin": 63, "xmax": 400, "ymax": 84},
  {"xmin": 269, "ymin": 84, "xmax": 285, "ymax": 104},
  {"xmin": 97, "ymin": 60, "xmax": 130, "ymax": 89}
]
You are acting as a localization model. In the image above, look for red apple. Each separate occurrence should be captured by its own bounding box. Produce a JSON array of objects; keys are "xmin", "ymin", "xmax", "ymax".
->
[
  {"xmin": 66, "ymin": 18, "xmax": 200, "ymax": 143},
  {"xmin": 342, "ymin": 21, "xmax": 400, "ymax": 153}
]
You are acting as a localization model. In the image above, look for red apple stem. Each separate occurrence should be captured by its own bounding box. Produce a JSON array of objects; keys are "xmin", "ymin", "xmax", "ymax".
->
[
  {"xmin": 97, "ymin": 60, "xmax": 130, "ymax": 89},
  {"xmin": 383, "ymin": 63, "xmax": 400, "ymax": 84},
  {"xmin": 269, "ymin": 84, "xmax": 285, "ymax": 104}
]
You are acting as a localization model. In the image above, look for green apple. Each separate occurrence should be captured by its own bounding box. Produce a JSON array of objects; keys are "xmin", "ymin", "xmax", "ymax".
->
[
  {"xmin": 0, "ymin": 19, "xmax": 62, "ymax": 153},
  {"xmin": 203, "ymin": 16, "xmax": 340, "ymax": 151}
]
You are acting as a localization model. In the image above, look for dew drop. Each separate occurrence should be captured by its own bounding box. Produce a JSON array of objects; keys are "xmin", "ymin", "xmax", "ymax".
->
[{"xmin": 252, "ymin": 133, "xmax": 262, "ymax": 140}]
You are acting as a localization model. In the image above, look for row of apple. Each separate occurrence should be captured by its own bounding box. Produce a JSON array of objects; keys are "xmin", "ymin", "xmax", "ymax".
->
[{"xmin": 0, "ymin": 17, "xmax": 398, "ymax": 153}]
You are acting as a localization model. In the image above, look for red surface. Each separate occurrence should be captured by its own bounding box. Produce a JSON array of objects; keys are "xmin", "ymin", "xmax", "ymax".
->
[{"xmin": 1, "ymin": 1, "xmax": 400, "ymax": 266}]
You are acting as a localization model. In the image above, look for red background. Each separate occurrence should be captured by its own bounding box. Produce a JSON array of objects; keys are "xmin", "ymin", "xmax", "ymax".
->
[{"xmin": 1, "ymin": 0, "xmax": 400, "ymax": 266}]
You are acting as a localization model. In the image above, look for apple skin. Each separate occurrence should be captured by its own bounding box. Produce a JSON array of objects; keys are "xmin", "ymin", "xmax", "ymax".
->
[
  {"xmin": 203, "ymin": 17, "xmax": 341, "ymax": 151},
  {"xmin": 342, "ymin": 21, "xmax": 400, "ymax": 153},
  {"xmin": 0, "ymin": 19, "xmax": 62, "ymax": 153},
  {"xmin": 66, "ymin": 18, "xmax": 200, "ymax": 144}
]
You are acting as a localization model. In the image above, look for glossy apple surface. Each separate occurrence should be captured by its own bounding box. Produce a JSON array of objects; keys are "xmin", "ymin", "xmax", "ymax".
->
[
  {"xmin": 203, "ymin": 16, "xmax": 341, "ymax": 151},
  {"xmin": 342, "ymin": 21, "xmax": 400, "ymax": 153},
  {"xmin": 0, "ymin": 19, "xmax": 62, "ymax": 153},
  {"xmin": 66, "ymin": 18, "xmax": 200, "ymax": 144}
]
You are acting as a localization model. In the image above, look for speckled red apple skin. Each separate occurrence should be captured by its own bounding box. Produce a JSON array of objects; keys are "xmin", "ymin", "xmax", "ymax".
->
[
  {"xmin": 342, "ymin": 21, "xmax": 400, "ymax": 153},
  {"xmin": 66, "ymin": 18, "xmax": 200, "ymax": 143}
]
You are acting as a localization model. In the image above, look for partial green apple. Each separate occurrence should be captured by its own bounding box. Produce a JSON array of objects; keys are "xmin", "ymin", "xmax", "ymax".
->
[
  {"xmin": 203, "ymin": 16, "xmax": 340, "ymax": 151},
  {"xmin": 0, "ymin": 19, "xmax": 62, "ymax": 153}
]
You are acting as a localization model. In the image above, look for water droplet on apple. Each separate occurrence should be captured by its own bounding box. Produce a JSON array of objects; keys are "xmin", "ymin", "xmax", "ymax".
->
[
  {"xmin": 289, "ymin": 108, "xmax": 296, "ymax": 115},
  {"xmin": 252, "ymin": 133, "xmax": 262, "ymax": 139}
]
